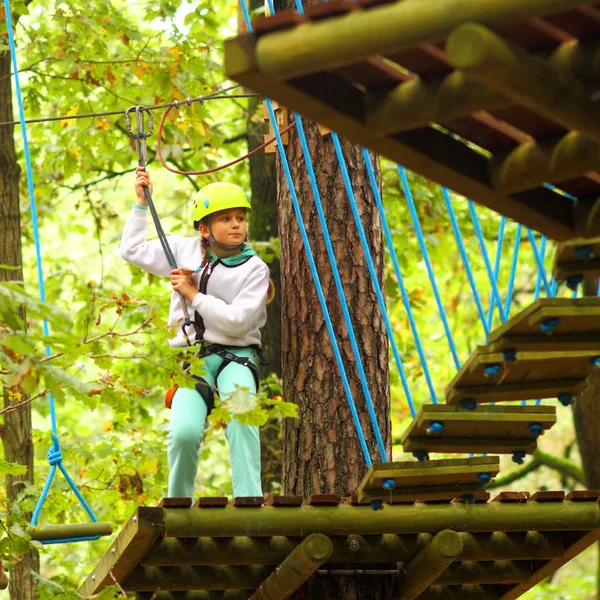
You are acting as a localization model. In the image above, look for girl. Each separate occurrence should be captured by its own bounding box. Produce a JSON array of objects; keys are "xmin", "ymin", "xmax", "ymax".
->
[{"xmin": 120, "ymin": 167, "xmax": 269, "ymax": 499}]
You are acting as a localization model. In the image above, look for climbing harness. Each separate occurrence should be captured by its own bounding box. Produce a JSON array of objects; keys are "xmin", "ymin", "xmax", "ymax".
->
[
  {"xmin": 125, "ymin": 105, "xmax": 197, "ymax": 346},
  {"xmin": 4, "ymin": 0, "xmax": 111, "ymax": 544}
]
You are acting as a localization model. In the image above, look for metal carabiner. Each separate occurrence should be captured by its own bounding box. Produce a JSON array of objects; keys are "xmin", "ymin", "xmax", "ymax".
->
[{"xmin": 125, "ymin": 105, "xmax": 154, "ymax": 168}]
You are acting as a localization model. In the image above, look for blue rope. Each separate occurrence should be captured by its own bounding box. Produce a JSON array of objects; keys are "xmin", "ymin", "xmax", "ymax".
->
[
  {"xmin": 504, "ymin": 223, "xmax": 523, "ymax": 312},
  {"xmin": 442, "ymin": 188, "xmax": 490, "ymax": 338},
  {"xmin": 486, "ymin": 217, "xmax": 506, "ymax": 330},
  {"xmin": 468, "ymin": 201, "xmax": 508, "ymax": 324},
  {"xmin": 292, "ymin": 116, "xmax": 388, "ymax": 458},
  {"xmin": 328, "ymin": 135, "xmax": 418, "ymax": 417},
  {"xmin": 240, "ymin": 0, "xmax": 374, "ymax": 466},
  {"xmin": 399, "ymin": 168, "xmax": 461, "ymax": 369},
  {"xmin": 4, "ymin": 0, "xmax": 100, "ymax": 543},
  {"xmin": 527, "ymin": 229, "xmax": 552, "ymax": 296},
  {"xmin": 363, "ymin": 149, "xmax": 437, "ymax": 406}
]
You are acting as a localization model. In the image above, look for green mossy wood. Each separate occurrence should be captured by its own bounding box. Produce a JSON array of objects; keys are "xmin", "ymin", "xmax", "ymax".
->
[
  {"xmin": 81, "ymin": 498, "xmax": 600, "ymax": 599},
  {"xmin": 223, "ymin": 0, "xmax": 600, "ymax": 241}
]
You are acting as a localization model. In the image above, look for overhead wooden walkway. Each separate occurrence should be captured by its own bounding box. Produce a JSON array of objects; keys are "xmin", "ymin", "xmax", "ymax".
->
[
  {"xmin": 80, "ymin": 492, "xmax": 600, "ymax": 600},
  {"xmin": 224, "ymin": 0, "xmax": 600, "ymax": 242}
]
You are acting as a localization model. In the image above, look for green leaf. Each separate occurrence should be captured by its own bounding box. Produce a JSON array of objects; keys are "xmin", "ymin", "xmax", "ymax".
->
[{"xmin": 0, "ymin": 459, "xmax": 27, "ymax": 476}]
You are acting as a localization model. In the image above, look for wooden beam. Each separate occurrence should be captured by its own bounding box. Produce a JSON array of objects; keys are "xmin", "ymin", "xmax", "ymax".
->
[
  {"xmin": 135, "ymin": 592, "xmax": 252, "ymax": 600},
  {"xmin": 224, "ymin": 36, "xmax": 577, "ymax": 241},
  {"xmin": 162, "ymin": 502, "xmax": 600, "ymax": 539},
  {"xmin": 436, "ymin": 560, "xmax": 531, "ymax": 585},
  {"xmin": 446, "ymin": 23, "xmax": 600, "ymax": 144},
  {"xmin": 488, "ymin": 132, "xmax": 600, "ymax": 194},
  {"xmin": 28, "ymin": 521, "xmax": 113, "ymax": 542},
  {"xmin": 550, "ymin": 38, "xmax": 600, "ymax": 87},
  {"xmin": 141, "ymin": 531, "xmax": 565, "ymax": 567},
  {"xmin": 501, "ymin": 530, "xmax": 600, "ymax": 599},
  {"xmin": 416, "ymin": 587, "xmax": 498, "ymax": 600},
  {"xmin": 78, "ymin": 507, "xmax": 163, "ymax": 596},
  {"xmin": 248, "ymin": 533, "xmax": 333, "ymax": 599},
  {"xmin": 397, "ymin": 530, "xmax": 463, "ymax": 600},
  {"xmin": 250, "ymin": 0, "xmax": 594, "ymax": 81},
  {"xmin": 125, "ymin": 565, "xmax": 272, "ymax": 592}
]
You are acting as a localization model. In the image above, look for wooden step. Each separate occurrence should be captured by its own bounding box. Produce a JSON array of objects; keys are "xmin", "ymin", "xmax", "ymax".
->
[
  {"xmin": 553, "ymin": 237, "xmax": 600, "ymax": 284},
  {"xmin": 400, "ymin": 404, "xmax": 556, "ymax": 457},
  {"xmin": 356, "ymin": 456, "xmax": 499, "ymax": 505},
  {"xmin": 446, "ymin": 346, "xmax": 598, "ymax": 406},
  {"xmin": 486, "ymin": 298, "xmax": 600, "ymax": 354}
]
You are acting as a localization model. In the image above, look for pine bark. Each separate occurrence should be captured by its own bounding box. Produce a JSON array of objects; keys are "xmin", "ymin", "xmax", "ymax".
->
[
  {"xmin": 0, "ymin": 48, "xmax": 40, "ymax": 598},
  {"xmin": 277, "ymin": 120, "xmax": 392, "ymax": 598}
]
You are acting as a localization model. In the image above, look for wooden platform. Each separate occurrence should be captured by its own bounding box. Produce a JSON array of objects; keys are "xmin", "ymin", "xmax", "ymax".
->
[
  {"xmin": 445, "ymin": 347, "xmax": 598, "ymax": 405},
  {"xmin": 80, "ymin": 492, "xmax": 600, "ymax": 600},
  {"xmin": 553, "ymin": 236, "xmax": 600, "ymax": 282},
  {"xmin": 224, "ymin": 0, "xmax": 600, "ymax": 241},
  {"xmin": 400, "ymin": 405, "xmax": 556, "ymax": 456},
  {"xmin": 356, "ymin": 457, "xmax": 500, "ymax": 504}
]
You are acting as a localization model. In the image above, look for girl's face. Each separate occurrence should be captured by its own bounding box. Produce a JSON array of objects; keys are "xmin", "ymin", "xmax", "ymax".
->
[{"xmin": 200, "ymin": 207, "xmax": 248, "ymax": 246}]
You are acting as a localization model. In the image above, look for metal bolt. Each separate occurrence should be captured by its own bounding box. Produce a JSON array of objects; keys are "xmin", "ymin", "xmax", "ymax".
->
[
  {"xmin": 133, "ymin": 516, "xmax": 137, "ymax": 523},
  {"xmin": 111, "ymin": 547, "xmax": 116, "ymax": 555},
  {"xmin": 348, "ymin": 536, "xmax": 361, "ymax": 552},
  {"xmin": 92, "ymin": 575, "xmax": 96, "ymax": 582}
]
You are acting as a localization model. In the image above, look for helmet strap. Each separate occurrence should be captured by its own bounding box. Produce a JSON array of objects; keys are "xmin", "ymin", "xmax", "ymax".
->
[{"xmin": 207, "ymin": 234, "xmax": 245, "ymax": 252}]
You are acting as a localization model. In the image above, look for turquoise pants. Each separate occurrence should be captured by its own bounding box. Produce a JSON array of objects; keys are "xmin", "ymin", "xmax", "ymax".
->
[{"xmin": 167, "ymin": 347, "xmax": 262, "ymax": 499}]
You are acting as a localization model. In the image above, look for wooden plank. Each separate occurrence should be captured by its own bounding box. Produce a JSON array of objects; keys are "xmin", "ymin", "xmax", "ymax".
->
[
  {"xmin": 304, "ymin": 494, "xmax": 342, "ymax": 506},
  {"xmin": 447, "ymin": 378, "xmax": 587, "ymax": 404},
  {"xmin": 233, "ymin": 497, "xmax": 265, "ymax": 508},
  {"xmin": 400, "ymin": 404, "xmax": 556, "ymax": 455},
  {"xmin": 529, "ymin": 491, "xmax": 566, "ymax": 501},
  {"xmin": 265, "ymin": 495, "xmax": 304, "ymax": 507},
  {"xmin": 445, "ymin": 346, "xmax": 599, "ymax": 404},
  {"xmin": 554, "ymin": 257, "xmax": 600, "ymax": 281},
  {"xmin": 487, "ymin": 298, "xmax": 600, "ymax": 341},
  {"xmin": 565, "ymin": 490, "xmax": 600, "ymax": 501},
  {"xmin": 78, "ymin": 507, "xmax": 164, "ymax": 596},
  {"xmin": 195, "ymin": 497, "xmax": 229, "ymax": 508},
  {"xmin": 492, "ymin": 492, "xmax": 530, "ymax": 503},
  {"xmin": 158, "ymin": 498, "xmax": 193, "ymax": 508},
  {"xmin": 357, "ymin": 457, "xmax": 499, "ymax": 503},
  {"xmin": 402, "ymin": 437, "xmax": 540, "ymax": 454},
  {"xmin": 488, "ymin": 333, "xmax": 600, "ymax": 353},
  {"xmin": 224, "ymin": 35, "xmax": 577, "ymax": 241}
]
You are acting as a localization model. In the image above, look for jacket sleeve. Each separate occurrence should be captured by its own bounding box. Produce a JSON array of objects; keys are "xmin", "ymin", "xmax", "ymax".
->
[
  {"xmin": 191, "ymin": 262, "xmax": 269, "ymax": 337},
  {"xmin": 119, "ymin": 208, "xmax": 178, "ymax": 277}
]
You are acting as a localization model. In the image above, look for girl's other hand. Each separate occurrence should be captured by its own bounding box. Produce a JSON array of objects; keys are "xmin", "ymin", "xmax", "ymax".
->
[{"xmin": 134, "ymin": 167, "xmax": 152, "ymax": 205}]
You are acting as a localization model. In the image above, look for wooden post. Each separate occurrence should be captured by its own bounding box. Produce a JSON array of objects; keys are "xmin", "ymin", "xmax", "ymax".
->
[
  {"xmin": 365, "ymin": 72, "xmax": 508, "ymax": 135},
  {"xmin": 488, "ymin": 131, "xmax": 600, "ymax": 194},
  {"xmin": 263, "ymin": 100, "xmax": 289, "ymax": 153},
  {"xmin": 28, "ymin": 521, "xmax": 113, "ymax": 542},
  {"xmin": 396, "ymin": 530, "xmax": 463, "ymax": 600},
  {"xmin": 249, "ymin": 533, "xmax": 333, "ymax": 599},
  {"xmin": 550, "ymin": 38, "xmax": 600, "ymax": 87},
  {"xmin": 251, "ymin": 0, "xmax": 593, "ymax": 81},
  {"xmin": 446, "ymin": 23, "xmax": 600, "ymax": 144},
  {"xmin": 141, "ymin": 530, "xmax": 565, "ymax": 567}
]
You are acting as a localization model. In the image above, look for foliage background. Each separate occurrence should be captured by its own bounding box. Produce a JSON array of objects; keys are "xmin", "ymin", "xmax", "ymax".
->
[{"xmin": 0, "ymin": 0, "xmax": 595, "ymax": 597}]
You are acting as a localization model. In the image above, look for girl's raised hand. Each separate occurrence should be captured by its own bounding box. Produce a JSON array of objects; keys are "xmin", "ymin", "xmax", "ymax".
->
[{"xmin": 134, "ymin": 167, "xmax": 153, "ymax": 204}]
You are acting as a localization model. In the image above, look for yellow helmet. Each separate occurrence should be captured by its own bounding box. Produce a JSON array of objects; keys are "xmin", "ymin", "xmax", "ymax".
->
[{"xmin": 193, "ymin": 182, "xmax": 251, "ymax": 229}]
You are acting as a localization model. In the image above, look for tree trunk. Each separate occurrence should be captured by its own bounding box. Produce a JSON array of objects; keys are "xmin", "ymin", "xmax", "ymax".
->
[
  {"xmin": 0, "ymin": 49, "xmax": 40, "ymax": 599},
  {"xmin": 573, "ymin": 371, "xmax": 600, "ymax": 599},
  {"xmin": 277, "ymin": 120, "xmax": 392, "ymax": 598}
]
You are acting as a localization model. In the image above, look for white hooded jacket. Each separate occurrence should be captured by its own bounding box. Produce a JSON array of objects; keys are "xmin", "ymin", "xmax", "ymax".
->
[{"xmin": 120, "ymin": 207, "xmax": 269, "ymax": 348}]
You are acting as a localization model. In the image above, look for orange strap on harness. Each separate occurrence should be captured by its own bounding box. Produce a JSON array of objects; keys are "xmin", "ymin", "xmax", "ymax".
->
[{"xmin": 165, "ymin": 385, "xmax": 179, "ymax": 409}]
